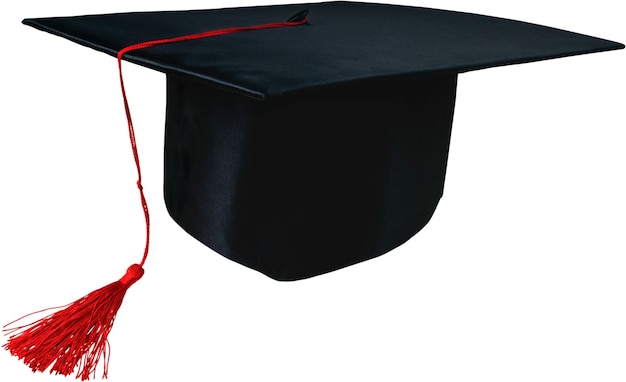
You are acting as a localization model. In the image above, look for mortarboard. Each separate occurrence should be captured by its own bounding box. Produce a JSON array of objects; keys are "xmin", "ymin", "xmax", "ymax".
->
[{"xmin": 3, "ymin": 1, "xmax": 624, "ymax": 380}]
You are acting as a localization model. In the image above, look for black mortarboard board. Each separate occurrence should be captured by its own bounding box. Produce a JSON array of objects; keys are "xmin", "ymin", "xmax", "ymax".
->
[{"xmin": 21, "ymin": 1, "xmax": 623, "ymax": 281}]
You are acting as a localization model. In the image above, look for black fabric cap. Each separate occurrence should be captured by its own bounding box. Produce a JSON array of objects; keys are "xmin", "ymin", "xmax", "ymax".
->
[{"xmin": 23, "ymin": 1, "xmax": 623, "ymax": 280}]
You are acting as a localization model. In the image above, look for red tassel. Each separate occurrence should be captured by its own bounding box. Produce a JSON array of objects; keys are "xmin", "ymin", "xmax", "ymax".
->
[
  {"xmin": 3, "ymin": 15, "xmax": 308, "ymax": 380},
  {"xmin": 3, "ymin": 264, "xmax": 144, "ymax": 380}
]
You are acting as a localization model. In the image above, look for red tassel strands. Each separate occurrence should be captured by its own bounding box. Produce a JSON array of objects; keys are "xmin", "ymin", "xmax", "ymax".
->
[
  {"xmin": 3, "ymin": 14, "xmax": 308, "ymax": 380},
  {"xmin": 3, "ymin": 265, "xmax": 144, "ymax": 380}
]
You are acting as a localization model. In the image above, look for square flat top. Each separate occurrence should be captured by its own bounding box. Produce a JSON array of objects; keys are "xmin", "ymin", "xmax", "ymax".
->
[{"xmin": 23, "ymin": 1, "xmax": 624, "ymax": 99}]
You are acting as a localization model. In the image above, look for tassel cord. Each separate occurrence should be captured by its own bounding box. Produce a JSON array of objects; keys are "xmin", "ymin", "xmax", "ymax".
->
[{"xmin": 116, "ymin": 16, "xmax": 309, "ymax": 267}]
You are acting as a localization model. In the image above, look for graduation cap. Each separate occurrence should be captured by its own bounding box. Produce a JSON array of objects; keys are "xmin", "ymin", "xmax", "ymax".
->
[{"xmin": 5, "ymin": 1, "xmax": 623, "ymax": 379}]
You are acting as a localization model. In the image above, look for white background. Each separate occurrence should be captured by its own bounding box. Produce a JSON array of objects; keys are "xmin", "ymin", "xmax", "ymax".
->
[{"xmin": 1, "ymin": 1, "xmax": 624, "ymax": 381}]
